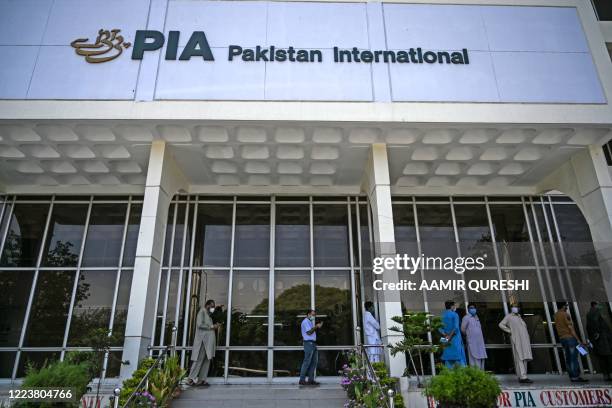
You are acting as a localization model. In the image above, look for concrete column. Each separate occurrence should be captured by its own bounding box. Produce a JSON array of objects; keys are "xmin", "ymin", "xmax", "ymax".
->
[
  {"xmin": 538, "ymin": 145, "xmax": 612, "ymax": 300},
  {"xmin": 362, "ymin": 143, "xmax": 406, "ymax": 377},
  {"xmin": 120, "ymin": 140, "xmax": 187, "ymax": 378}
]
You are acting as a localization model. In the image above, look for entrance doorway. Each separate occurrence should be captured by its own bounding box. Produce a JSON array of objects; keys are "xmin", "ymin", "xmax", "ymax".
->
[{"xmin": 150, "ymin": 195, "xmax": 372, "ymax": 381}]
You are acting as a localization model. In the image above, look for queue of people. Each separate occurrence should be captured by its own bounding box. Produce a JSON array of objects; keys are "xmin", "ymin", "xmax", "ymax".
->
[{"xmin": 185, "ymin": 298, "xmax": 612, "ymax": 386}]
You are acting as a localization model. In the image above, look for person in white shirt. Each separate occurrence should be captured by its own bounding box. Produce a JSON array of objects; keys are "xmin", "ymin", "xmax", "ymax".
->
[{"xmin": 364, "ymin": 301, "xmax": 383, "ymax": 363}]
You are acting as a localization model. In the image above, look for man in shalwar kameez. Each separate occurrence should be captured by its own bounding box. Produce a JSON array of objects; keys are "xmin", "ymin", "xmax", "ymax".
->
[
  {"xmin": 439, "ymin": 300, "xmax": 466, "ymax": 368},
  {"xmin": 499, "ymin": 304, "xmax": 533, "ymax": 383},
  {"xmin": 461, "ymin": 304, "xmax": 487, "ymax": 369},
  {"xmin": 187, "ymin": 299, "xmax": 219, "ymax": 386},
  {"xmin": 364, "ymin": 301, "xmax": 383, "ymax": 362}
]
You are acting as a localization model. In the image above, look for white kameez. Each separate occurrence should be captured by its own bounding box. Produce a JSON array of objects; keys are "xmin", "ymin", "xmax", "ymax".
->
[{"xmin": 364, "ymin": 311, "xmax": 383, "ymax": 363}]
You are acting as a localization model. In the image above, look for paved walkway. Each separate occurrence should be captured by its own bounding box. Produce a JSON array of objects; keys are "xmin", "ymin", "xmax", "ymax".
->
[{"xmin": 171, "ymin": 384, "xmax": 347, "ymax": 408}]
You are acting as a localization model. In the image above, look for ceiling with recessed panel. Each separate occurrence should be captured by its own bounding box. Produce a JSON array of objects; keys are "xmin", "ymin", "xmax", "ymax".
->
[{"xmin": 0, "ymin": 122, "xmax": 609, "ymax": 191}]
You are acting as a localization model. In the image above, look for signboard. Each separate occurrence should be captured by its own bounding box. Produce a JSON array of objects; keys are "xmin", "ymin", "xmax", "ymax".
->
[
  {"xmin": 427, "ymin": 387, "xmax": 612, "ymax": 408},
  {"xmin": 0, "ymin": 0, "xmax": 606, "ymax": 103}
]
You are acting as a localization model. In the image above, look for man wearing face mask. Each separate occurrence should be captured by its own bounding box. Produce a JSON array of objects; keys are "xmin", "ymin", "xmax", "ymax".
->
[
  {"xmin": 554, "ymin": 301, "xmax": 588, "ymax": 382},
  {"xmin": 461, "ymin": 304, "xmax": 487, "ymax": 369},
  {"xmin": 499, "ymin": 304, "xmax": 533, "ymax": 383},
  {"xmin": 187, "ymin": 299, "xmax": 220, "ymax": 386},
  {"xmin": 299, "ymin": 309, "xmax": 322, "ymax": 386},
  {"xmin": 439, "ymin": 300, "xmax": 466, "ymax": 368},
  {"xmin": 587, "ymin": 301, "xmax": 612, "ymax": 381},
  {"xmin": 364, "ymin": 301, "xmax": 383, "ymax": 363}
]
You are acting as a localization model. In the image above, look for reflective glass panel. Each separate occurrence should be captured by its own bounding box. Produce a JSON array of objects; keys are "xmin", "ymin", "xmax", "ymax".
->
[
  {"xmin": 552, "ymin": 204, "xmax": 597, "ymax": 266},
  {"xmin": 317, "ymin": 350, "xmax": 350, "ymax": 376},
  {"xmin": 17, "ymin": 352, "xmax": 60, "ymax": 378},
  {"xmin": 42, "ymin": 204, "xmax": 89, "ymax": 267},
  {"xmin": 122, "ymin": 204, "xmax": 142, "ymax": 267},
  {"xmin": 454, "ymin": 204, "xmax": 494, "ymax": 265},
  {"xmin": 230, "ymin": 270, "xmax": 268, "ymax": 346},
  {"xmin": 274, "ymin": 270, "xmax": 310, "ymax": 346},
  {"xmin": 416, "ymin": 204, "xmax": 456, "ymax": 258},
  {"xmin": 228, "ymin": 351, "xmax": 267, "ymax": 377},
  {"xmin": 1, "ymin": 203, "xmax": 49, "ymax": 267},
  {"xmin": 314, "ymin": 270, "xmax": 352, "ymax": 346},
  {"xmin": 193, "ymin": 204, "xmax": 233, "ymax": 267},
  {"xmin": 313, "ymin": 205, "xmax": 349, "ymax": 267},
  {"xmin": 234, "ymin": 205, "xmax": 270, "ymax": 267},
  {"xmin": 67, "ymin": 270, "xmax": 117, "ymax": 346},
  {"xmin": 0, "ymin": 352, "xmax": 16, "ymax": 378},
  {"xmin": 0, "ymin": 271, "xmax": 34, "ymax": 346},
  {"xmin": 273, "ymin": 350, "xmax": 303, "ymax": 377},
  {"xmin": 111, "ymin": 270, "xmax": 133, "ymax": 346},
  {"xmin": 23, "ymin": 271, "xmax": 76, "ymax": 346},
  {"xmin": 275, "ymin": 205, "xmax": 310, "ymax": 267},
  {"xmin": 81, "ymin": 204, "xmax": 127, "ymax": 267},
  {"xmin": 489, "ymin": 204, "xmax": 534, "ymax": 267}
]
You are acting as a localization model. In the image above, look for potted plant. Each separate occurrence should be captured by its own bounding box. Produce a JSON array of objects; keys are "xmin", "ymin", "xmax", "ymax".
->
[
  {"xmin": 423, "ymin": 366, "xmax": 501, "ymax": 408},
  {"xmin": 148, "ymin": 356, "xmax": 186, "ymax": 407}
]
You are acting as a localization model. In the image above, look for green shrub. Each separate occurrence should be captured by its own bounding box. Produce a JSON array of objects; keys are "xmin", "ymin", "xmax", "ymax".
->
[
  {"xmin": 119, "ymin": 358, "xmax": 156, "ymax": 405},
  {"xmin": 149, "ymin": 356, "xmax": 186, "ymax": 407},
  {"xmin": 424, "ymin": 366, "xmax": 501, "ymax": 408},
  {"xmin": 14, "ymin": 359, "xmax": 94, "ymax": 408}
]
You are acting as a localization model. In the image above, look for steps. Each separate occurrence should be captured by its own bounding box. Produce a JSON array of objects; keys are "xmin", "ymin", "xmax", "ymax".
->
[{"xmin": 171, "ymin": 384, "xmax": 347, "ymax": 408}]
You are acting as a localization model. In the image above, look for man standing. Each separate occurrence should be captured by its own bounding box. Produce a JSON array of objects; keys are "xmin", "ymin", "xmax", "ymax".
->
[
  {"xmin": 554, "ymin": 301, "xmax": 588, "ymax": 383},
  {"xmin": 440, "ymin": 300, "xmax": 466, "ymax": 368},
  {"xmin": 299, "ymin": 309, "xmax": 322, "ymax": 386},
  {"xmin": 187, "ymin": 299, "xmax": 219, "ymax": 386},
  {"xmin": 499, "ymin": 304, "xmax": 533, "ymax": 383},
  {"xmin": 587, "ymin": 301, "xmax": 612, "ymax": 381},
  {"xmin": 461, "ymin": 304, "xmax": 487, "ymax": 369},
  {"xmin": 364, "ymin": 301, "xmax": 383, "ymax": 363}
]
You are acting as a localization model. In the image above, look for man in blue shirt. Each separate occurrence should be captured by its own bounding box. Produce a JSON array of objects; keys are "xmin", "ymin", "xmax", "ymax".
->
[{"xmin": 299, "ymin": 309, "xmax": 322, "ymax": 386}]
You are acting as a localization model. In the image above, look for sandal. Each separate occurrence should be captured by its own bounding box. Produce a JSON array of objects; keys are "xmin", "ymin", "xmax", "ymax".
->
[{"xmin": 186, "ymin": 379, "xmax": 195, "ymax": 386}]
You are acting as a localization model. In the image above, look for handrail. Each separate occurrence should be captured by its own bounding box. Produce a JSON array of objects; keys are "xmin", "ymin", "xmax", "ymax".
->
[
  {"xmin": 120, "ymin": 346, "xmax": 168, "ymax": 408},
  {"xmin": 357, "ymin": 344, "xmax": 394, "ymax": 408}
]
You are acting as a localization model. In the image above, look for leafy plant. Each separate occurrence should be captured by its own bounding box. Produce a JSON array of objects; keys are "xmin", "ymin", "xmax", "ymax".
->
[
  {"xmin": 14, "ymin": 358, "xmax": 94, "ymax": 408},
  {"xmin": 148, "ymin": 356, "xmax": 186, "ymax": 407},
  {"xmin": 340, "ymin": 349, "xmax": 404, "ymax": 408},
  {"xmin": 119, "ymin": 358, "xmax": 156, "ymax": 406},
  {"xmin": 388, "ymin": 312, "xmax": 445, "ymax": 383},
  {"xmin": 423, "ymin": 366, "xmax": 501, "ymax": 408}
]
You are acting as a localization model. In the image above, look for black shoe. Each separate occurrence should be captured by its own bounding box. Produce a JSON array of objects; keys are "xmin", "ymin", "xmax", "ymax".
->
[
  {"xmin": 308, "ymin": 381, "xmax": 320, "ymax": 386},
  {"xmin": 571, "ymin": 377, "xmax": 589, "ymax": 383},
  {"xmin": 298, "ymin": 380, "xmax": 308, "ymax": 386},
  {"xmin": 519, "ymin": 378, "xmax": 533, "ymax": 384}
]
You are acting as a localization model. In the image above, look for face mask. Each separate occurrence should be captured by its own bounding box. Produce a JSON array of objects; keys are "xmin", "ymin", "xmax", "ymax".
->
[
  {"xmin": 209, "ymin": 307, "xmax": 215, "ymax": 314},
  {"xmin": 309, "ymin": 315, "xmax": 315, "ymax": 322},
  {"xmin": 468, "ymin": 308, "xmax": 477, "ymax": 316},
  {"xmin": 511, "ymin": 307, "xmax": 519, "ymax": 314},
  {"xmin": 451, "ymin": 305, "xmax": 457, "ymax": 311}
]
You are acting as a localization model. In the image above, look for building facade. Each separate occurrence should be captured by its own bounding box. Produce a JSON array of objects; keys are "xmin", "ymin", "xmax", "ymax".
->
[{"xmin": 0, "ymin": 0, "xmax": 612, "ymax": 383}]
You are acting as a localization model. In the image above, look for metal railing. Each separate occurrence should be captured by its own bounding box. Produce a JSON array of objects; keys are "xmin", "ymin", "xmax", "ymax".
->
[
  {"xmin": 109, "ymin": 327, "xmax": 178, "ymax": 408},
  {"xmin": 355, "ymin": 327, "xmax": 395, "ymax": 408}
]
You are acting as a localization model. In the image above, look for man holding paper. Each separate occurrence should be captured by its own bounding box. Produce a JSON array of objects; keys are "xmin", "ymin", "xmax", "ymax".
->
[{"xmin": 554, "ymin": 301, "xmax": 588, "ymax": 383}]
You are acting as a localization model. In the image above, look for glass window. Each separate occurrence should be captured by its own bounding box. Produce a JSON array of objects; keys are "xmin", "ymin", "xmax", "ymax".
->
[
  {"xmin": 454, "ymin": 204, "xmax": 494, "ymax": 265},
  {"xmin": 315, "ymin": 270, "xmax": 352, "ymax": 346},
  {"xmin": 317, "ymin": 350, "xmax": 350, "ymax": 376},
  {"xmin": 313, "ymin": 205, "xmax": 349, "ymax": 267},
  {"xmin": 192, "ymin": 204, "xmax": 233, "ymax": 268},
  {"xmin": 489, "ymin": 204, "xmax": 534, "ymax": 267},
  {"xmin": 122, "ymin": 204, "xmax": 142, "ymax": 267},
  {"xmin": 163, "ymin": 204, "xmax": 175, "ymax": 267},
  {"xmin": 393, "ymin": 203, "xmax": 418, "ymax": 259},
  {"xmin": 42, "ymin": 204, "xmax": 89, "ymax": 267},
  {"xmin": 274, "ymin": 271, "xmax": 310, "ymax": 346},
  {"xmin": 67, "ymin": 270, "xmax": 117, "ymax": 346},
  {"xmin": 81, "ymin": 204, "xmax": 127, "ymax": 267},
  {"xmin": 228, "ymin": 351, "xmax": 267, "ymax": 377},
  {"xmin": 162, "ymin": 269, "xmax": 182, "ymax": 346},
  {"xmin": 1, "ymin": 203, "xmax": 50, "ymax": 267},
  {"xmin": 416, "ymin": 204, "xmax": 456, "ymax": 258},
  {"xmin": 0, "ymin": 271, "xmax": 34, "ymax": 346},
  {"xmin": 230, "ymin": 270, "xmax": 269, "ymax": 346},
  {"xmin": 552, "ymin": 204, "xmax": 597, "ymax": 266},
  {"xmin": 593, "ymin": 0, "xmax": 612, "ymax": 21},
  {"xmin": 0, "ymin": 352, "xmax": 16, "ymax": 378},
  {"xmin": 111, "ymin": 270, "xmax": 133, "ymax": 346},
  {"xmin": 170, "ymin": 204, "xmax": 188, "ymax": 267},
  {"xmin": 273, "ymin": 350, "xmax": 303, "ymax": 377},
  {"xmin": 234, "ymin": 204, "xmax": 270, "ymax": 267},
  {"xmin": 187, "ymin": 270, "xmax": 229, "ymax": 347},
  {"xmin": 16, "ymin": 351, "xmax": 60, "ymax": 378},
  {"xmin": 275, "ymin": 205, "xmax": 310, "ymax": 267},
  {"xmin": 23, "ymin": 271, "xmax": 76, "ymax": 346}
]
